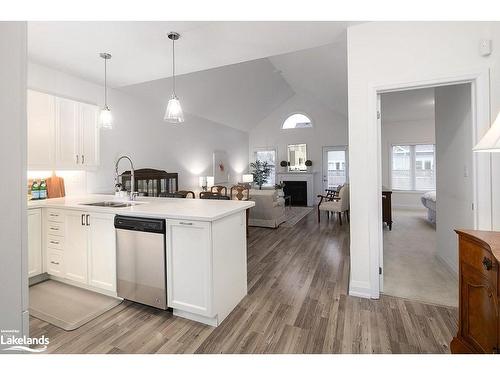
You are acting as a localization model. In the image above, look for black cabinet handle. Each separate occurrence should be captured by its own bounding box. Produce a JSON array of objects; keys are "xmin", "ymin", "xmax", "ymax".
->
[
  {"xmin": 86, "ymin": 214, "xmax": 90, "ymax": 226},
  {"xmin": 81, "ymin": 214, "xmax": 85, "ymax": 226},
  {"xmin": 482, "ymin": 257, "xmax": 493, "ymax": 271}
]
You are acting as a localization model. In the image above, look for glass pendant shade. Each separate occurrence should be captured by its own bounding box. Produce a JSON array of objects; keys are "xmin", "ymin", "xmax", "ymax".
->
[
  {"xmin": 164, "ymin": 95, "xmax": 184, "ymax": 123},
  {"xmin": 99, "ymin": 106, "xmax": 113, "ymax": 129},
  {"xmin": 473, "ymin": 112, "xmax": 500, "ymax": 152}
]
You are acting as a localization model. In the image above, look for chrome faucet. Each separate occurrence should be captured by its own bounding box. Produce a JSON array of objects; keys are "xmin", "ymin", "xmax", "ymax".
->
[{"xmin": 115, "ymin": 155, "xmax": 137, "ymax": 201}]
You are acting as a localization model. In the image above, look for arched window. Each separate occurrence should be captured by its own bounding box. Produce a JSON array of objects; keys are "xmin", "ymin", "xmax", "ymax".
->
[{"xmin": 282, "ymin": 113, "xmax": 313, "ymax": 129}]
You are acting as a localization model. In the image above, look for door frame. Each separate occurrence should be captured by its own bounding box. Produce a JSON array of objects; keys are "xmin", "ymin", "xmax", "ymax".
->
[
  {"xmin": 370, "ymin": 69, "xmax": 491, "ymax": 298},
  {"xmin": 322, "ymin": 145, "xmax": 349, "ymax": 191}
]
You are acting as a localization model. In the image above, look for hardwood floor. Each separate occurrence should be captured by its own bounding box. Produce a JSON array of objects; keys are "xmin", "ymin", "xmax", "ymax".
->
[{"xmin": 30, "ymin": 211, "xmax": 458, "ymax": 354}]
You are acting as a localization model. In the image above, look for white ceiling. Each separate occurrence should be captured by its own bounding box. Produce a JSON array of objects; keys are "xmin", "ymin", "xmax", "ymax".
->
[
  {"xmin": 381, "ymin": 88, "xmax": 435, "ymax": 123},
  {"xmin": 28, "ymin": 21, "xmax": 356, "ymax": 87}
]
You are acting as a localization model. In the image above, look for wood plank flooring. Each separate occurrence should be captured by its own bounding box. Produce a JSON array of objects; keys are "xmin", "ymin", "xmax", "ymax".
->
[{"xmin": 29, "ymin": 211, "xmax": 458, "ymax": 354}]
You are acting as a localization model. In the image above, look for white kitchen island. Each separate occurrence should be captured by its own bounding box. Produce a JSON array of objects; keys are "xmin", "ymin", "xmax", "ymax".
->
[{"xmin": 28, "ymin": 195, "xmax": 255, "ymax": 327}]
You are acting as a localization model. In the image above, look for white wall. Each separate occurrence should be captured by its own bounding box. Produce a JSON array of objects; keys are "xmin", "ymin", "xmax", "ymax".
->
[
  {"xmin": 347, "ymin": 22, "xmax": 500, "ymax": 298},
  {"xmin": 381, "ymin": 118, "xmax": 435, "ymax": 209},
  {"xmin": 435, "ymin": 84, "xmax": 474, "ymax": 273},
  {"xmin": 249, "ymin": 93, "xmax": 348, "ymax": 199},
  {"xmin": 28, "ymin": 62, "xmax": 249, "ymax": 194},
  {"xmin": 0, "ymin": 22, "xmax": 28, "ymax": 344}
]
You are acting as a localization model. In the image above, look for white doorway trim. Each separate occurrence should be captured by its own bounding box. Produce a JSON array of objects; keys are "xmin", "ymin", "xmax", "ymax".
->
[{"xmin": 367, "ymin": 69, "xmax": 492, "ymax": 299}]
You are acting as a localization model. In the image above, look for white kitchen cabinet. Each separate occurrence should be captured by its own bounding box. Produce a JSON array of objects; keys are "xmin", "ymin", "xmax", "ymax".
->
[
  {"xmin": 79, "ymin": 102, "xmax": 99, "ymax": 168},
  {"xmin": 27, "ymin": 90, "xmax": 55, "ymax": 169},
  {"xmin": 166, "ymin": 219, "xmax": 212, "ymax": 316},
  {"xmin": 28, "ymin": 209, "xmax": 42, "ymax": 277},
  {"xmin": 55, "ymin": 97, "xmax": 79, "ymax": 168},
  {"xmin": 55, "ymin": 97, "xmax": 99, "ymax": 169},
  {"xmin": 88, "ymin": 213, "xmax": 116, "ymax": 292},
  {"xmin": 64, "ymin": 210, "xmax": 88, "ymax": 283}
]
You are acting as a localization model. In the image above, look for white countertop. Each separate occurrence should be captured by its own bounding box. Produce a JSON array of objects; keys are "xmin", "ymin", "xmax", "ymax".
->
[{"xmin": 28, "ymin": 194, "xmax": 255, "ymax": 222}]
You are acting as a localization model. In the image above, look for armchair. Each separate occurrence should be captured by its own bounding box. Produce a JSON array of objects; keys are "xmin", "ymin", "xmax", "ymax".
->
[{"xmin": 317, "ymin": 184, "xmax": 349, "ymax": 224}]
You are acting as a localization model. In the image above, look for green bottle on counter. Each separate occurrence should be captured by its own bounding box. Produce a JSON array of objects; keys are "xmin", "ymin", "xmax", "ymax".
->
[
  {"xmin": 31, "ymin": 180, "xmax": 40, "ymax": 200},
  {"xmin": 39, "ymin": 179, "xmax": 47, "ymax": 199}
]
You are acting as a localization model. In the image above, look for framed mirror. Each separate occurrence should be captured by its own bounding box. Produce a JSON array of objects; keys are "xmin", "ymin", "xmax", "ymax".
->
[{"xmin": 287, "ymin": 144, "xmax": 307, "ymax": 172}]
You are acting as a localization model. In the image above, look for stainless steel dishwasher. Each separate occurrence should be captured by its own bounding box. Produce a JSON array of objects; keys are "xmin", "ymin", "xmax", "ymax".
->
[{"xmin": 114, "ymin": 215, "xmax": 167, "ymax": 309}]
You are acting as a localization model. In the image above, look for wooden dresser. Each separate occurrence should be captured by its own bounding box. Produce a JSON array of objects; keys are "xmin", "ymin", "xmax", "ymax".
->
[{"xmin": 451, "ymin": 230, "xmax": 500, "ymax": 354}]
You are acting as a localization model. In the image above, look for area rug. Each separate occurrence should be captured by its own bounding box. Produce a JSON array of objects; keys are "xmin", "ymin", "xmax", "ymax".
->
[
  {"xmin": 281, "ymin": 206, "xmax": 314, "ymax": 227},
  {"xmin": 29, "ymin": 280, "xmax": 122, "ymax": 331}
]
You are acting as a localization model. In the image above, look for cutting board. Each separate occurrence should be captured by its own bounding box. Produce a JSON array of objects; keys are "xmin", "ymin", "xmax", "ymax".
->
[{"xmin": 46, "ymin": 175, "xmax": 65, "ymax": 198}]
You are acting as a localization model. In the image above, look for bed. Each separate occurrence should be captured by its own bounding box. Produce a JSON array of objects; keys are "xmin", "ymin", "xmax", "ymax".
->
[{"xmin": 421, "ymin": 191, "xmax": 436, "ymax": 225}]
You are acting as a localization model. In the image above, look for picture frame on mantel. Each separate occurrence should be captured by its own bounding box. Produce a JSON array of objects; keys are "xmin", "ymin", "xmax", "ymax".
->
[{"xmin": 213, "ymin": 150, "xmax": 229, "ymax": 183}]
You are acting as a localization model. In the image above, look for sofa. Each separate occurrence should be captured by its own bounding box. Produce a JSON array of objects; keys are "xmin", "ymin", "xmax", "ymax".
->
[{"xmin": 248, "ymin": 189, "xmax": 286, "ymax": 228}]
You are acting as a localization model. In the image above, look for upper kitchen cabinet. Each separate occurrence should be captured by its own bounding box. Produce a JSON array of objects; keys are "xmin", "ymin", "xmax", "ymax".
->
[
  {"xmin": 27, "ymin": 89, "xmax": 100, "ymax": 170},
  {"xmin": 27, "ymin": 90, "xmax": 55, "ymax": 169},
  {"xmin": 55, "ymin": 97, "xmax": 99, "ymax": 169}
]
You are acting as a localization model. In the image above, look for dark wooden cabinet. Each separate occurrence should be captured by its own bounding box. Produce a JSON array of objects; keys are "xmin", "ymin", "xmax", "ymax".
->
[
  {"xmin": 382, "ymin": 188, "xmax": 392, "ymax": 230},
  {"xmin": 119, "ymin": 168, "xmax": 178, "ymax": 197},
  {"xmin": 451, "ymin": 230, "xmax": 500, "ymax": 354}
]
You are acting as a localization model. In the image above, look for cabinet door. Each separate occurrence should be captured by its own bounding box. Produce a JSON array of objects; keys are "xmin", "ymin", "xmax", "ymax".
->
[
  {"xmin": 64, "ymin": 210, "xmax": 88, "ymax": 283},
  {"xmin": 79, "ymin": 102, "xmax": 99, "ymax": 168},
  {"xmin": 27, "ymin": 90, "xmax": 55, "ymax": 169},
  {"xmin": 88, "ymin": 213, "xmax": 116, "ymax": 292},
  {"xmin": 55, "ymin": 97, "xmax": 79, "ymax": 168},
  {"xmin": 28, "ymin": 209, "xmax": 42, "ymax": 277},
  {"xmin": 461, "ymin": 264, "xmax": 499, "ymax": 353},
  {"xmin": 167, "ymin": 220, "xmax": 212, "ymax": 316}
]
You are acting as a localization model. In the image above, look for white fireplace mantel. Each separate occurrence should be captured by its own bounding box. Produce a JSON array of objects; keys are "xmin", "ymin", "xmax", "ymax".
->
[{"xmin": 276, "ymin": 172, "xmax": 316, "ymax": 207}]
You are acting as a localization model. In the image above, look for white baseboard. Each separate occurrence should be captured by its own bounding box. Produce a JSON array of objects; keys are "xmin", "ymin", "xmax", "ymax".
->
[{"xmin": 348, "ymin": 280, "xmax": 373, "ymax": 299}]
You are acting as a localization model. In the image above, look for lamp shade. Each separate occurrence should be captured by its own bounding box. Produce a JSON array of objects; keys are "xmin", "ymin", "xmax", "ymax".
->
[
  {"xmin": 99, "ymin": 107, "xmax": 113, "ymax": 129},
  {"xmin": 164, "ymin": 95, "xmax": 184, "ymax": 123},
  {"xmin": 206, "ymin": 176, "xmax": 215, "ymax": 188},
  {"xmin": 473, "ymin": 112, "xmax": 500, "ymax": 152},
  {"xmin": 242, "ymin": 174, "xmax": 253, "ymax": 183}
]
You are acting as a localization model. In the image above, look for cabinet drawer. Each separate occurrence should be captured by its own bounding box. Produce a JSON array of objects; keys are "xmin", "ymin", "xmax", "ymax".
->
[
  {"xmin": 47, "ymin": 209, "xmax": 65, "ymax": 223},
  {"xmin": 47, "ymin": 234, "xmax": 64, "ymax": 250},
  {"xmin": 47, "ymin": 250, "xmax": 64, "ymax": 276},
  {"xmin": 460, "ymin": 237, "xmax": 498, "ymax": 289},
  {"xmin": 47, "ymin": 221, "xmax": 65, "ymax": 237}
]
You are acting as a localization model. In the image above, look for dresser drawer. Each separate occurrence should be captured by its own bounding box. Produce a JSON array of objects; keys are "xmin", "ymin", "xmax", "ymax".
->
[
  {"xmin": 47, "ymin": 250, "xmax": 64, "ymax": 277},
  {"xmin": 460, "ymin": 237, "xmax": 498, "ymax": 289},
  {"xmin": 47, "ymin": 234, "xmax": 64, "ymax": 250},
  {"xmin": 47, "ymin": 221, "xmax": 64, "ymax": 237},
  {"xmin": 47, "ymin": 209, "xmax": 65, "ymax": 223}
]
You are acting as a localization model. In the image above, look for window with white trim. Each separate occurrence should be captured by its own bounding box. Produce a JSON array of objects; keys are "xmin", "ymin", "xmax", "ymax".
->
[{"xmin": 391, "ymin": 144, "xmax": 435, "ymax": 191}]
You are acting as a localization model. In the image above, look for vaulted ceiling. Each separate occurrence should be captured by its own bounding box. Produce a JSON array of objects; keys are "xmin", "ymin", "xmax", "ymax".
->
[{"xmin": 28, "ymin": 21, "xmax": 353, "ymax": 132}]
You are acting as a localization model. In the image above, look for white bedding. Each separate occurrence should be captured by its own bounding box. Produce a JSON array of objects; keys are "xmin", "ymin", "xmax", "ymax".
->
[{"xmin": 421, "ymin": 191, "xmax": 436, "ymax": 224}]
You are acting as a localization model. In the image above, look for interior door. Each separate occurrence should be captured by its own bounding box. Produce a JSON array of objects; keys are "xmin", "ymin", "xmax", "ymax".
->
[{"xmin": 322, "ymin": 146, "xmax": 348, "ymax": 191}]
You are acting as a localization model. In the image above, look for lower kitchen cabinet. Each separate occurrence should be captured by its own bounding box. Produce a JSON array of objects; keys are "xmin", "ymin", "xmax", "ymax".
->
[
  {"xmin": 64, "ymin": 210, "xmax": 89, "ymax": 283},
  {"xmin": 166, "ymin": 219, "xmax": 212, "ymax": 316},
  {"xmin": 43, "ymin": 208, "xmax": 117, "ymax": 294},
  {"xmin": 88, "ymin": 213, "xmax": 116, "ymax": 291},
  {"xmin": 28, "ymin": 209, "xmax": 42, "ymax": 277}
]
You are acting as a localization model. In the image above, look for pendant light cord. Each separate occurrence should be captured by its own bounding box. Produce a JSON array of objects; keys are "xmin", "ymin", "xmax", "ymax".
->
[
  {"xmin": 172, "ymin": 35, "xmax": 176, "ymax": 96},
  {"xmin": 104, "ymin": 57, "xmax": 108, "ymax": 108}
]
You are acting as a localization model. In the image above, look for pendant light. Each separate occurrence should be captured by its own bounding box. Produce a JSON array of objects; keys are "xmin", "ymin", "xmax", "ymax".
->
[
  {"xmin": 99, "ymin": 52, "xmax": 113, "ymax": 129},
  {"xmin": 164, "ymin": 32, "xmax": 184, "ymax": 123}
]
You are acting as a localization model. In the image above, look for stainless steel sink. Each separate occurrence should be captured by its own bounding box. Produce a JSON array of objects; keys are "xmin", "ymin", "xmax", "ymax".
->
[{"xmin": 80, "ymin": 201, "xmax": 141, "ymax": 208}]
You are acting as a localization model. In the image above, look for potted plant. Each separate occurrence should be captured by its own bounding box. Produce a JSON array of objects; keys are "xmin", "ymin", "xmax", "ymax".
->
[
  {"xmin": 250, "ymin": 160, "xmax": 274, "ymax": 190},
  {"xmin": 275, "ymin": 182, "xmax": 285, "ymax": 197},
  {"xmin": 305, "ymin": 159, "xmax": 313, "ymax": 172},
  {"xmin": 280, "ymin": 160, "xmax": 289, "ymax": 172}
]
